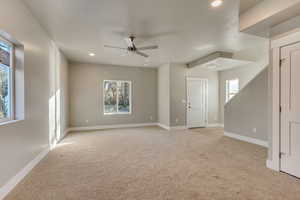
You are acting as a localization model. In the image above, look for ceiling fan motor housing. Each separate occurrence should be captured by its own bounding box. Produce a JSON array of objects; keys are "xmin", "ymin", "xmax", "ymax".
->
[
  {"xmin": 128, "ymin": 36, "xmax": 136, "ymax": 51},
  {"xmin": 128, "ymin": 46, "xmax": 136, "ymax": 52}
]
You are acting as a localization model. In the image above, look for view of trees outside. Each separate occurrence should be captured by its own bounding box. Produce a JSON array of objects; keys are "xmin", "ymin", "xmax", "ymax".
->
[
  {"xmin": 104, "ymin": 81, "xmax": 131, "ymax": 114},
  {"xmin": 118, "ymin": 82, "xmax": 130, "ymax": 113},
  {"xmin": 0, "ymin": 43, "xmax": 10, "ymax": 66},
  {"xmin": 0, "ymin": 41, "xmax": 11, "ymax": 120},
  {"xmin": 0, "ymin": 67, "xmax": 10, "ymax": 120},
  {"xmin": 104, "ymin": 81, "xmax": 118, "ymax": 113}
]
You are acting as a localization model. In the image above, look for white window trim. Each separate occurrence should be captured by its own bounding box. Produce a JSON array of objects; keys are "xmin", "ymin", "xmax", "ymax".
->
[
  {"xmin": 103, "ymin": 80, "xmax": 132, "ymax": 115},
  {"xmin": 0, "ymin": 37, "xmax": 14, "ymax": 125},
  {"xmin": 225, "ymin": 78, "xmax": 239, "ymax": 103}
]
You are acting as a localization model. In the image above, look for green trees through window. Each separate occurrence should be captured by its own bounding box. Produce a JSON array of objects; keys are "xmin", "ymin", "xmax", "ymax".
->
[
  {"xmin": 104, "ymin": 80, "xmax": 131, "ymax": 114},
  {"xmin": 0, "ymin": 39, "xmax": 12, "ymax": 122}
]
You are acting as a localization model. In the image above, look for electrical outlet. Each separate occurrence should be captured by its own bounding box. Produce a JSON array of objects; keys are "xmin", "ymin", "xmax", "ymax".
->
[
  {"xmin": 86, "ymin": 120, "xmax": 89, "ymax": 124},
  {"xmin": 176, "ymin": 118, "xmax": 179, "ymax": 124},
  {"xmin": 150, "ymin": 116, "xmax": 153, "ymax": 121},
  {"xmin": 253, "ymin": 128, "xmax": 257, "ymax": 133}
]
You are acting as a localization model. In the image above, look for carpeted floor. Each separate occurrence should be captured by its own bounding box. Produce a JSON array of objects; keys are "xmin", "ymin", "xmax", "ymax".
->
[{"xmin": 5, "ymin": 127, "xmax": 300, "ymax": 200}]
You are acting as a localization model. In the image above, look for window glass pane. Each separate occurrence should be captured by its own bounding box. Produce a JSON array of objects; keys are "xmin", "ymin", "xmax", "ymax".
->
[
  {"xmin": 229, "ymin": 79, "xmax": 239, "ymax": 93},
  {"xmin": 226, "ymin": 79, "xmax": 239, "ymax": 102},
  {"xmin": 0, "ymin": 41, "xmax": 11, "ymax": 67},
  {"xmin": 104, "ymin": 81, "xmax": 117, "ymax": 113},
  {"xmin": 0, "ymin": 65, "xmax": 11, "ymax": 120},
  {"xmin": 118, "ymin": 82, "xmax": 130, "ymax": 113}
]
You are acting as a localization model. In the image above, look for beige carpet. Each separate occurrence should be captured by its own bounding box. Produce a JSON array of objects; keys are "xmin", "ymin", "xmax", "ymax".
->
[{"xmin": 5, "ymin": 127, "xmax": 300, "ymax": 200}]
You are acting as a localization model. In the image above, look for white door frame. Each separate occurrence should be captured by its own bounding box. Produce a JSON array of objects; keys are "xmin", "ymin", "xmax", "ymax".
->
[
  {"xmin": 186, "ymin": 77, "xmax": 208, "ymax": 128},
  {"xmin": 269, "ymin": 30, "xmax": 300, "ymax": 171}
]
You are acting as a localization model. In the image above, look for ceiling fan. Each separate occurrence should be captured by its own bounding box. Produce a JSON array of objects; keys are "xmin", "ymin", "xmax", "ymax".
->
[{"xmin": 104, "ymin": 36, "xmax": 158, "ymax": 58}]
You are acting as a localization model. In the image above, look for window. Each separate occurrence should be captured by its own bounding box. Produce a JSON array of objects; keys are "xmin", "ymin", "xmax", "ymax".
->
[
  {"xmin": 103, "ymin": 80, "xmax": 131, "ymax": 115},
  {"xmin": 226, "ymin": 79, "xmax": 239, "ymax": 103},
  {"xmin": 0, "ymin": 38, "xmax": 13, "ymax": 123}
]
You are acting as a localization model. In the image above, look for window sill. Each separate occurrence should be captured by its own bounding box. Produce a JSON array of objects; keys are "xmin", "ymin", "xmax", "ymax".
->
[
  {"xmin": 104, "ymin": 113, "xmax": 132, "ymax": 116},
  {"xmin": 0, "ymin": 119, "xmax": 23, "ymax": 127}
]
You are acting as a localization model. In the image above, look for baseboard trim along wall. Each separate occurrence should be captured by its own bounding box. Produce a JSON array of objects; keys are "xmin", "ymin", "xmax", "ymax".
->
[
  {"xmin": 68, "ymin": 123, "xmax": 158, "ymax": 132},
  {"xmin": 50, "ymin": 128, "xmax": 71, "ymax": 150},
  {"xmin": 157, "ymin": 124, "xmax": 188, "ymax": 131},
  {"xmin": 158, "ymin": 124, "xmax": 225, "ymax": 130},
  {"xmin": 224, "ymin": 132, "xmax": 268, "ymax": 148},
  {"xmin": 207, "ymin": 124, "xmax": 224, "ymax": 128},
  {"xmin": 170, "ymin": 126, "xmax": 188, "ymax": 130},
  {"xmin": 68, "ymin": 123, "xmax": 189, "ymax": 133},
  {"xmin": 157, "ymin": 123, "xmax": 171, "ymax": 130},
  {"xmin": 69, "ymin": 123, "xmax": 225, "ymax": 132},
  {"xmin": 266, "ymin": 159, "xmax": 279, "ymax": 171},
  {"xmin": 0, "ymin": 148, "xmax": 49, "ymax": 200}
]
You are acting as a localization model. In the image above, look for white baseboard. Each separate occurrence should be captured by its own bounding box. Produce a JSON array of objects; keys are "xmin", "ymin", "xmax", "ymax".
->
[
  {"xmin": 224, "ymin": 132, "xmax": 268, "ymax": 148},
  {"xmin": 266, "ymin": 159, "xmax": 280, "ymax": 171},
  {"xmin": 207, "ymin": 123, "xmax": 224, "ymax": 128},
  {"xmin": 68, "ymin": 123, "xmax": 158, "ymax": 132},
  {"xmin": 0, "ymin": 148, "xmax": 49, "ymax": 200},
  {"xmin": 62, "ymin": 128, "xmax": 70, "ymax": 140},
  {"xmin": 157, "ymin": 123, "xmax": 171, "ymax": 130},
  {"xmin": 50, "ymin": 128, "xmax": 71, "ymax": 150},
  {"xmin": 68, "ymin": 123, "xmax": 188, "ymax": 133},
  {"xmin": 68, "ymin": 123, "xmax": 225, "ymax": 133},
  {"xmin": 157, "ymin": 124, "xmax": 189, "ymax": 131},
  {"xmin": 170, "ymin": 126, "xmax": 187, "ymax": 130}
]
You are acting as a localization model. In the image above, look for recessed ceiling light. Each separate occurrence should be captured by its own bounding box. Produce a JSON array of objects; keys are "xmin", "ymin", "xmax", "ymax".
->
[
  {"xmin": 211, "ymin": 0, "xmax": 223, "ymax": 7},
  {"xmin": 89, "ymin": 52, "xmax": 95, "ymax": 57}
]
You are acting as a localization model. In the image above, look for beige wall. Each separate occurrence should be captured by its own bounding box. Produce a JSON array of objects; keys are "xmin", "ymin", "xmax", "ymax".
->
[
  {"xmin": 69, "ymin": 63, "xmax": 157, "ymax": 127},
  {"xmin": 224, "ymin": 68, "xmax": 269, "ymax": 141},
  {"xmin": 219, "ymin": 42, "xmax": 269, "ymax": 123},
  {"xmin": 59, "ymin": 50, "xmax": 69, "ymax": 138},
  {"xmin": 186, "ymin": 66, "xmax": 220, "ymax": 125},
  {"xmin": 170, "ymin": 64, "xmax": 187, "ymax": 127},
  {"xmin": 158, "ymin": 64, "xmax": 170, "ymax": 126},
  {"xmin": 49, "ymin": 42, "xmax": 69, "ymax": 146},
  {"xmin": 0, "ymin": 0, "xmax": 68, "ymax": 190}
]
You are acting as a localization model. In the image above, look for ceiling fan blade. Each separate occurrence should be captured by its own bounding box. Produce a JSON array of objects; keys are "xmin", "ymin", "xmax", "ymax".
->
[
  {"xmin": 137, "ymin": 45, "xmax": 159, "ymax": 51},
  {"xmin": 104, "ymin": 45, "xmax": 127, "ymax": 50},
  {"xmin": 135, "ymin": 51, "xmax": 149, "ymax": 58},
  {"xmin": 124, "ymin": 38, "xmax": 134, "ymax": 47}
]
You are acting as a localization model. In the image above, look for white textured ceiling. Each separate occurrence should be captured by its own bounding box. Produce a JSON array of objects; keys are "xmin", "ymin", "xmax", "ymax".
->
[
  {"xmin": 240, "ymin": 0, "xmax": 263, "ymax": 14},
  {"xmin": 23, "ymin": 0, "xmax": 267, "ymax": 67},
  {"xmin": 197, "ymin": 58, "xmax": 252, "ymax": 71}
]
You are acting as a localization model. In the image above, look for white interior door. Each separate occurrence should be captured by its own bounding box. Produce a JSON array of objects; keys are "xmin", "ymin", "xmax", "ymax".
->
[
  {"xmin": 186, "ymin": 78, "xmax": 208, "ymax": 128},
  {"xmin": 280, "ymin": 42, "xmax": 300, "ymax": 178}
]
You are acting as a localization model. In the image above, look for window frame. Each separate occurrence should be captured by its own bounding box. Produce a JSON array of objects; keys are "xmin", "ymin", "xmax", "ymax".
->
[
  {"xmin": 225, "ymin": 78, "xmax": 239, "ymax": 103},
  {"xmin": 0, "ymin": 37, "xmax": 14, "ymax": 124},
  {"xmin": 103, "ymin": 80, "xmax": 132, "ymax": 115}
]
